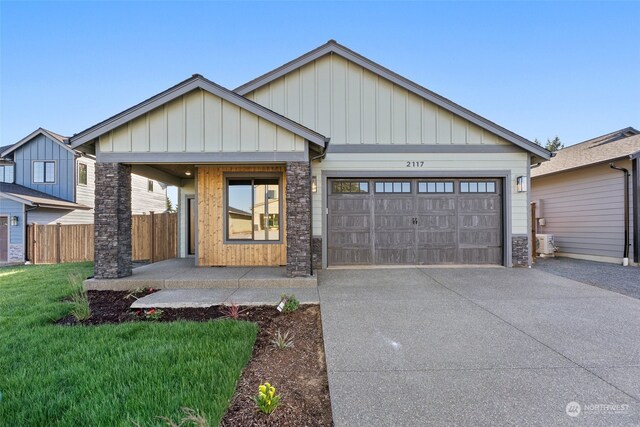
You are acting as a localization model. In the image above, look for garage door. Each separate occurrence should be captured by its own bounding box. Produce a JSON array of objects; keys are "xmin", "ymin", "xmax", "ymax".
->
[{"xmin": 327, "ymin": 178, "xmax": 502, "ymax": 266}]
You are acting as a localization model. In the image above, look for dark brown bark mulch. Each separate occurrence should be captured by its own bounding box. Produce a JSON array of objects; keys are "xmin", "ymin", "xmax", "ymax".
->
[{"xmin": 56, "ymin": 289, "xmax": 333, "ymax": 426}]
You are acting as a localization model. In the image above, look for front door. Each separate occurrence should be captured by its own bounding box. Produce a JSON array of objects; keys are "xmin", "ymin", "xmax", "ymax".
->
[{"xmin": 0, "ymin": 216, "xmax": 8, "ymax": 262}]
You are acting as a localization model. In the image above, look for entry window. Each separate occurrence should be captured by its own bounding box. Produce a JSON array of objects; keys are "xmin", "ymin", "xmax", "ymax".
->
[
  {"xmin": 418, "ymin": 181, "xmax": 454, "ymax": 193},
  {"xmin": 0, "ymin": 165, "xmax": 14, "ymax": 183},
  {"xmin": 78, "ymin": 163, "xmax": 88, "ymax": 186},
  {"xmin": 374, "ymin": 181, "xmax": 411, "ymax": 193},
  {"xmin": 147, "ymin": 180, "xmax": 154, "ymax": 192},
  {"xmin": 227, "ymin": 178, "xmax": 280, "ymax": 241},
  {"xmin": 332, "ymin": 181, "xmax": 369, "ymax": 193},
  {"xmin": 33, "ymin": 161, "xmax": 55, "ymax": 183},
  {"xmin": 460, "ymin": 181, "xmax": 496, "ymax": 193}
]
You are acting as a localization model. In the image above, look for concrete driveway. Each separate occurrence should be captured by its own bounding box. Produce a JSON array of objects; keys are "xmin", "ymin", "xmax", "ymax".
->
[{"xmin": 318, "ymin": 267, "xmax": 640, "ymax": 426}]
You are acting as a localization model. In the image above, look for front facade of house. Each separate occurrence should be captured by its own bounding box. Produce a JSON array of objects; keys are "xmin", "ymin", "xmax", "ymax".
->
[
  {"xmin": 531, "ymin": 128, "xmax": 640, "ymax": 265},
  {"xmin": 69, "ymin": 41, "xmax": 550, "ymax": 279},
  {"xmin": 0, "ymin": 129, "xmax": 167, "ymax": 263}
]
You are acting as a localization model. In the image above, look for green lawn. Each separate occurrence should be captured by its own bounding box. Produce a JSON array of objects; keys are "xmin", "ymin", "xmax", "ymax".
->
[{"xmin": 0, "ymin": 263, "xmax": 257, "ymax": 426}]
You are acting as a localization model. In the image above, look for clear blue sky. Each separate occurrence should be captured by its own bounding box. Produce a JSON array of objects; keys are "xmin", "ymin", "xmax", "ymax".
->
[{"xmin": 1, "ymin": 1, "xmax": 639, "ymax": 149}]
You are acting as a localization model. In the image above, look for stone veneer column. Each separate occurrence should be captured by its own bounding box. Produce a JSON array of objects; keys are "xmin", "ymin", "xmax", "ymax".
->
[
  {"xmin": 285, "ymin": 161, "xmax": 312, "ymax": 277},
  {"xmin": 94, "ymin": 163, "xmax": 132, "ymax": 279},
  {"xmin": 511, "ymin": 235, "xmax": 529, "ymax": 267}
]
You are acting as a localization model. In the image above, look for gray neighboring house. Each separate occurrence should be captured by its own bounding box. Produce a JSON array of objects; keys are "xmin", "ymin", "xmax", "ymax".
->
[
  {"xmin": 0, "ymin": 128, "xmax": 168, "ymax": 264},
  {"xmin": 531, "ymin": 127, "xmax": 640, "ymax": 265}
]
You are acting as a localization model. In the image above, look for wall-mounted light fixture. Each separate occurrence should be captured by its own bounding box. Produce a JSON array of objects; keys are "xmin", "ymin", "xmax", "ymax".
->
[
  {"xmin": 10, "ymin": 216, "xmax": 18, "ymax": 226},
  {"xmin": 516, "ymin": 176, "xmax": 528, "ymax": 192},
  {"xmin": 185, "ymin": 170, "xmax": 192, "ymax": 176},
  {"xmin": 311, "ymin": 176, "xmax": 318, "ymax": 193}
]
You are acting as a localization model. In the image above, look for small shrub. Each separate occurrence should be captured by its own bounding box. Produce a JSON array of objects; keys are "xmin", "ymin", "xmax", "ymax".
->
[
  {"xmin": 270, "ymin": 329, "xmax": 294, "ymax": 349},
  {"xmin": 280, "ymin": 294, "xmax": 299, "ymax": 313},
  {"xmin": 222, "ymin": 302, "xmax": 242, "ymax": 319},
  {"xmin": 253, "ymin": 382, "xmax": 281, "ymax": 415},
  {"xmin": 156, "ymin": 407, "xmax": 209, "ymax": 427},
  {"xmin": 133, "ymin": 308, "xmax": 164, "ymax": 320},
  {"xmin": 68, "ymin": 272, "xmax": 90, "ymax": 321}
]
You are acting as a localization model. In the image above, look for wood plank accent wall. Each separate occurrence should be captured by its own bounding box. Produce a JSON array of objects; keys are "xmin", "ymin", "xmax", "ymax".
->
[
  {"xmin": 197, "ymin": 166, "xmax": 287, "ymax": 266},
  {"xmin": 26, "ymin": 212, "xmax": 177, "ymax": 264}
]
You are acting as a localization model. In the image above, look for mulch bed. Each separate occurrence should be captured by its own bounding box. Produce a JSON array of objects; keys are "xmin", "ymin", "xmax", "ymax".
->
[{"xmin": 57, "ymin": 289, "xmax": 333, "ymax": 426}]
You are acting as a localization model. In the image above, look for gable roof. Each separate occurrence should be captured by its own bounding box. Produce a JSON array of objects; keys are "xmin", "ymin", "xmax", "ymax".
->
[
  {"xmin": 68, "ymin": 74, "xmax": 329, "ymax": 149},
  {"xmin": 1, "ymin": 128, "xmax": 73, "ymax": 158},
  {"xmin": 235, "ymin": 40, "xmax": 551, "ymax": 161},
  {"xmin": 0, "ymin": 183, "xmax": 90, "ymax": 210},
  {"xmin": 532, "ymin": 127, "xmax": 640, "ymax": 178}
]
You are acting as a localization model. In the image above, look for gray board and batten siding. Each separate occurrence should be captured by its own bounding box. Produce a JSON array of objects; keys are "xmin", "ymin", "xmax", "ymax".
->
[{"xmin": 327, "ymin": 177, "xmax": 503, "ymax": 266}]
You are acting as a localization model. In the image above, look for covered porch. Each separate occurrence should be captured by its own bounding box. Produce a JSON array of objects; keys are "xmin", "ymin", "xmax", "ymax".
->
[
  {"xmin": 67, "ymin": 75, "xmax": 327, "ymax": 284},
  {"xmin": 84, "ymin": 258, "xmax": 317, "ymax": 290}
]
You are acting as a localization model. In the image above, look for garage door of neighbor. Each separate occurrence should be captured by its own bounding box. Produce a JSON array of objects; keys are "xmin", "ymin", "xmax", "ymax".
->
[{"xmin": 327, "ymin": 178, "xmax": 502, "ymax": 266}]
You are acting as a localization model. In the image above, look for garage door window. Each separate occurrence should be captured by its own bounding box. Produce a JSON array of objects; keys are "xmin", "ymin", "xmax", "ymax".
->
[
  {"xmin": 418, "ymin": 181, "xmax": 454, "ymax": 193},
  {"xmin": 332, "ymin": 181, "xmax": 369, "ymax": 193},
  {"xmin": 374, "ymin": 181, "xmax": 411, "ymax": 193},
  {"xmin": 460, "ymin": 181, "xmax": 496, "ymax": 193}
]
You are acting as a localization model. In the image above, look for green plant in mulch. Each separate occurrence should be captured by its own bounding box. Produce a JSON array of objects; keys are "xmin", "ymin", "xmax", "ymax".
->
[
  {"xmin": 253, "ymin": 382, "xmax": 281, "ymax": 415},
  {"xmin": 270, "ymin": 329, "xmax": 294, "ymax": 349},
  {"xmin": 278, "ymin": 294, "xmax": 299, "ymax": 313}
]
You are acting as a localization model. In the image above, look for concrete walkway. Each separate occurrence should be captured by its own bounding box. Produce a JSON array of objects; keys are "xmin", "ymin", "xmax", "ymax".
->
[
  {"xmin": 130, "ymin": 287, "xmax": 319, "ymax": 308},
  {"xmin": 319, "ymin": 267, "xmax": 640, "ymax": 426}
]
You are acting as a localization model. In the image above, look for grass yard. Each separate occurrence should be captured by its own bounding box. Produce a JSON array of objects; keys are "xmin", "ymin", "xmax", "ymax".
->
[{"xmin": 0, "ymin": 263, "xmax": 257, "ymax": 426}]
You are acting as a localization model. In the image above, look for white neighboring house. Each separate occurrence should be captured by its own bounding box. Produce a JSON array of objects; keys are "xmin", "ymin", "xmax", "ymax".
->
[{"xmin": 0, "ymin": 128, "xmax": 168, "ymax": 263}]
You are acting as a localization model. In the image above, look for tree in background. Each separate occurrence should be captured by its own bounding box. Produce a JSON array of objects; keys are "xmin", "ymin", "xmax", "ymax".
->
[
  {"xmin": 166, "ymin": 196, "xmax": 175, "ymax": 213},
  {"xmin": 534, "ymin": 136, "xmax": 564, "ymax": 152}
]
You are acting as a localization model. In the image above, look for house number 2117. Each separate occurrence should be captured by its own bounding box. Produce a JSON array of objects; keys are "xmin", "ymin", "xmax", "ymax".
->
[{"xmin": 406, "ymin": 161, "xmax": 424, "ymax": 167}]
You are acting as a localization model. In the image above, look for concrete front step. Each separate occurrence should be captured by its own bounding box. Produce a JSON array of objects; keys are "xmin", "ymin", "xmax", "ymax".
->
[{"xmin": 130, "ymin": 287, "xmax": 320, "ymax": 309}]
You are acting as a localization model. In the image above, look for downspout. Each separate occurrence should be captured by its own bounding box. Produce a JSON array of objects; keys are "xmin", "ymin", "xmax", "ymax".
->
[
  {"xmin": 609, "ymin": 163, "xmax": 630, "ymax": 265},
  {"xmin": 308, "ymin": 138, "xmax": 331, "ymax": 275}
]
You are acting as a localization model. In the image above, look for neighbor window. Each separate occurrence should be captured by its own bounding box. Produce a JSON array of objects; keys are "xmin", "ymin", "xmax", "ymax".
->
[
  {"xmin": 33, "ymin": 161, "xmax": 55, "ymax": 183},
  {"xmin": 374, "ymin": 181, "xmax": 411, "ymax": 193},
  {"xmin": 418, "ymin": 181, "xmax": 454, "ymax": 193},
  {"xmin": 332, "ymin": 181, "xmax": 369, "ymax": 193},
  {"xmin": 0, "ymin": 165, "xmax": 14, "ymax": 183},
  {"xmin": 227, "ymin": 178, "xmax": 280, "ymax": 241},
  {"xmin": 78, "ymin": 163, "xmax": 87, "ymax": 186},
  {"xmin": 460, "ymin": 181, "xmax": 496, "ymax": 193},
  {"xmin": 147, "ymin": 180, "xmax": 154, "ymax": 192}
]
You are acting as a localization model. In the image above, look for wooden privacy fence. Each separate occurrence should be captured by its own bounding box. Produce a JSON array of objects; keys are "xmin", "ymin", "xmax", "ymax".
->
[{"xmin": 26, "ymin": 212, "xmax": 177, "ymax": 264}]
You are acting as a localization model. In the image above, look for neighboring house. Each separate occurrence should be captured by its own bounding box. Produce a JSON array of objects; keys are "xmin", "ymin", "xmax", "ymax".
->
[
  {"xmin": 0, "ymin": 128, "xmax": 168, "ymax": 263},
  {"xmin": 68, "ymin": 40, "xmax": 551, "ymax": 280},
  {"xmin": 531, "ymin": 127, "xmax": 640, "ymax": 265}
]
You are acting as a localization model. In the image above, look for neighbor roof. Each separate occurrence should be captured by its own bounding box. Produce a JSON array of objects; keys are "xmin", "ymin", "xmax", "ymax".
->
[
  {"xmin": 532, "ymin": 127, "xmax": 640, "ymax": 178},
  {"xmin": 1, "ymin": 128, "xmax": 72, "ymax": 158},
  {"xmin": 0, "ymin": 183, "xmax": 90, "ymax": 210},
  {"xmin": 235, "ymin": 40, "xmax": 551, "ymax": 161},
  {"xmin": 68, "ymin": 75, "xmax": 329, "ymax": 149}
]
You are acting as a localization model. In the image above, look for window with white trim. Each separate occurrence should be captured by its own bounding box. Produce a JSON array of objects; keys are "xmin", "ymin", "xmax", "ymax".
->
[
  {"xmin": 33, "ymin": 161, "xmax": 55, "ymax": 183},
  {"xmin": 0, "ymin": 165, "xmax": 14, "ymax": 183}
]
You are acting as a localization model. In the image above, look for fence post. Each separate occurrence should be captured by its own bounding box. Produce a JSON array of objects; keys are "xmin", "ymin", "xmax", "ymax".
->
[
  {"xmin": 33, "ymin": 223, "xmax": 38, "ymax": 265},
  {"xmin": 150, "ymin": 212, "xmax": 155, "ymax": 263},
  {"xmin": 56, "ymin": 223, "xmax": 62, "ymax": 264}
]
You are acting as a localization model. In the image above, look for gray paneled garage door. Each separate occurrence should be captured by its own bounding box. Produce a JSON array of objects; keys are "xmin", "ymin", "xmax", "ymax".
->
[{"xmin": 327, "ymin": 178, "xmax": 502, "ymax": 266}]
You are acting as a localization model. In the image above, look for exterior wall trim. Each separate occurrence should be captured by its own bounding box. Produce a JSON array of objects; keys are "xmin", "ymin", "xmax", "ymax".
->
[
  {"xmin": 328, "ymin": 145, "xmax": 524, "ymax": 154},
  {"xmin": 320, "ymin": 169, "xmax": 513, "ymax": 268},
  {"xmin": 97, "ymin": 151, "xmax": 309, "ymax": 164},
  {"xmin": 1, "ymin": 128, "xmax": 75, "ymax": 158}
]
